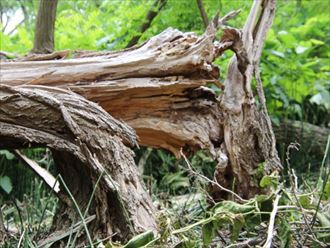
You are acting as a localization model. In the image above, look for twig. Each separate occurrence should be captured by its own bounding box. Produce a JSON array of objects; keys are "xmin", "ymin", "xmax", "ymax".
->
[
  {"xmin": 17, "ymin": 228, "xmax": 26, "ymax": 248},
  {"xmin": 263, "ymin": 193, "xmax": 281, "ymax": 248},
  {"xmin": 225, "ymin": 236, "xmax": 264, "ymax": 248},
  {"xmin": 7, "ymin": 19, "xmax": 25, "ymax": 36},
  {"xmin": 218, "ymin": 9, "xmax": 241, "ymax": 28},
  {"xmin": 286, "ymin": 143, "xmax": 328, "ymax": 247},
  {"xmin": 180, "ymin": 149, "xmax": 248, "ymax": 203}
]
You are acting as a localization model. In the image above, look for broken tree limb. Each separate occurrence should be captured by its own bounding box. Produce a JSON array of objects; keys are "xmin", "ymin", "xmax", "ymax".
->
[
  {"xmin": 0, "ymin": 1, "xmax": 280, "ymax": 199},
  {"xmin": 213, "ymin": 0, "xmax": 281, "ymax": 199},
  {"xmin": 0, "ymin": 85, "xmax": 156, "ymax": 244}
]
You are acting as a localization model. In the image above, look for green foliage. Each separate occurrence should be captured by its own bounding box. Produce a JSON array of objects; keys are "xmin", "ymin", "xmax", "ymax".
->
[
  {"xmin": 261, "ymin": 1, "xmax": 330, "ymax": 127},
  {"xmin": 123, "ymin": 230, "xmax": 154, "ymax": 248},
  {"xmin": 0, "ymin": 175, "xmax": 13, "ymax": 194}
]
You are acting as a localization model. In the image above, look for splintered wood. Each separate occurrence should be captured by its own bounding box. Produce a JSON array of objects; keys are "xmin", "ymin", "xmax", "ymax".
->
[{"xmin": 1, "ymin": 0, "xmax": 280, "ymax": 200}]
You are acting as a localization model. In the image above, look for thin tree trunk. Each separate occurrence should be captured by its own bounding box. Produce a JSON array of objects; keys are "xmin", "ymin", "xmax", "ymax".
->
[
  {"xmin": 196, "ymin": 0, "xmax": 209, "ymax": 28},
  {"xmin": 31, "ymin": 0, "xmax": 58, "ymax": 54},
  {"xmin": 126, "ymin": 0, "xmax": 167, "ymax": 48}
]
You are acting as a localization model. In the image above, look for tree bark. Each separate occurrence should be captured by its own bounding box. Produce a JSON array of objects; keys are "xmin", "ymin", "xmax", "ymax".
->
[
  {"xmin": 1, "ymin": 0, "xmax": 280, "ymax": 199},
  {"xmin": 0, "ymin": 85, "xmax": 156, "ymax": 245},
  {"xmin": 31, "ymin": 0, "xmax": 58, "ymax": 54}
]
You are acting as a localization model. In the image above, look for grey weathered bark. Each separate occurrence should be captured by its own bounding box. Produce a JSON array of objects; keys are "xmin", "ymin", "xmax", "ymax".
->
[
  {"xmin": 212, "ymin": 0, "xmax": 281, "ymax": 199},
  {"xmin": 31, "ymin": 0, "xmax": 58, "ymax": 54},
  {"xmin": 0, "ymin": 85, "xmax": 156, "ymax": 245},
  {"xmin": 1, "ymin": 0, "xmax": 280, "ymax": 199},
  {"xmin": 126, "ymin": 0, "xmax": 167, "ymax": 48}
]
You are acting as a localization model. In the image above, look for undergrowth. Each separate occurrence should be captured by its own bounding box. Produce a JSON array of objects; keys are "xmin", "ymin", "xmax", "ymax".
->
[{"xmin": 0, "ymin": 138, "xmax": 329, "ymax": 247}]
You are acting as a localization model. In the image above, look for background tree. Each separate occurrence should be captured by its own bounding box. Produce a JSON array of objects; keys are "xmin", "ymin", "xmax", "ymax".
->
[{"xmin": 31, "ymin": 0, "xmax": 58, "ymax": 53}]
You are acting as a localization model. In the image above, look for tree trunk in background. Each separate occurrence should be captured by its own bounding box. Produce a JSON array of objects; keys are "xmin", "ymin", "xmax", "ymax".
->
[
  {"xmin": 273, "ymin": 119, "xmax": 329, "ymax": 162},
  {"xmin": 31, "ymin": 0, "xmax": 58, "ymax": 54},
  {"xmin": 126, "ymin": 0, "xmax": 167, "ymax": 48}
]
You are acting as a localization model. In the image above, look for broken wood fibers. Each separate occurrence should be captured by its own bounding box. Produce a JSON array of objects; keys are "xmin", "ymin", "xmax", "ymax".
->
[{"xmin": 0, "ymin": 0, "xmax": 282, "ymax": 243}]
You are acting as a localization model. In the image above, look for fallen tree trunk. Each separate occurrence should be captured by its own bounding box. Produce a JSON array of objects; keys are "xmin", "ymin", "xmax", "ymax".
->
[
  {"xmin": 273, "ymin": 119, "xmax": 330, "ymax": 161},
  {"xmin": 0, "ymin": 85, "xmax": 156, "ymax": 244},
  {"xmin": 0, "ymin": 5, "xmax": 284, "ymax": 247},
  {"xmin": 0, "ymin": 0, "xmax": 280, "ymax": 199}
]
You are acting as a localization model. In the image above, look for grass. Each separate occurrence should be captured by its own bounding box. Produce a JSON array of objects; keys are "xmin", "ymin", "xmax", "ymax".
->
[{"xmin": 0, "ymin": 142, "xmax": 329, "ymax": 247}]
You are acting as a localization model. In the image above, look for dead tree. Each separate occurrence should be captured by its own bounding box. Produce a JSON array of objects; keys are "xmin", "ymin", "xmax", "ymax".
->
[
  {"xmin": 0, "ymin": 0, "xmax": 281, "ymax": 243},
  {"xmin": 0, "ymin": 85, "xmax": 156, "ymax": 245}
]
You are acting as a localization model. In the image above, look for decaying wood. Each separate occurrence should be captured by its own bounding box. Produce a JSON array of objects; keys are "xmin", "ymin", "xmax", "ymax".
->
[
  {"xmin": 1, "ymin": 27, "xmax": 224, "ymax": 158},
  {"xmin": 214, "ymin": 0, "xmax": 281, "ymax": 198},
  {"xmin": 1, "ymin": 0, "xmax": 280, "ymax": 202},
  {"xmin": 0, "ymin": 85, "xmax": 156, "ymax": 243},
  {"xmin": 1, "ymin": 1, "xmax": 280, "ymax": 199}
]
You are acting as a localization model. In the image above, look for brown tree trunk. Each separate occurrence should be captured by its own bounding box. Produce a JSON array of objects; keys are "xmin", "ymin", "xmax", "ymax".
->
[
  {"xmin": 0, "ymin": 1, "xmax": 284, "ymax": 245},
  {"xmin": 31, "ymin": 0, "xmax": 58, "ymax": 54},
  {"xmin": 196, "ymin": 0, "xmax": 209, "ymax": 28},
  {"xmin": 0, "ymin": 85, "xmax": 156, "ymax": 245},
  {"xmin": 273, "ymin": 119, "xmax": 330, "ymax": 161},
  {"xmin": 1, "ymin": 0, "xmax": 280, "ymax": 229}
]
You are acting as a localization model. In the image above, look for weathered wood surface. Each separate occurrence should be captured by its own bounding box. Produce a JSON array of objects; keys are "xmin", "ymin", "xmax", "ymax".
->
[
  {"xmin": 1, "ymin": 27, "xmax": 225, "ymax": 158},
  {"xmin": 0, "ymin": 85, "xmax": 156, "ymax": 243},
  {"xmin": 0, "ymin": 0, "xmax": 281, "ymax": 199}
]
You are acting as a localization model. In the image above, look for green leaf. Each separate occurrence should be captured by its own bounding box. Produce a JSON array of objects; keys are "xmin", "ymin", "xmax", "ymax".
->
[
  {"xmin": 124, "ymin": 230, "xmax": 154, "ymax": 248},
  {"xmin": 202, "ymin": 221, "xmax": 217, "ymax": 246},
  {"xmin": 213, "ymin": 201, "xmax": 254, "ymax": 214},
  {"xmin": 0, "ymin": 150, "xmax": 14, "ymax": 160},
  {"xmin": 298, "ymin": 195, "xmax": 312, "ymax": 209},
  {"xmin": 323, "ymin": 178, "xmax": 330, "ymax": 200},
  {"xmin": 0, "ymin": 176, "xmax": 13, "ymax": 194},
  {"xmin": 231, "ymin": 215, "xmax": 244, "ymax": 241},
  {"xmin": 295, "ymin": 45, "xmax": 308, "ymax": 54},
  {"xmin": 310, "ymin": 39, "xmax": 325, "ymax": 45},
  {"xmin": 310, "ymin": 91, "xmax": 330, "ymax": 110},
  {"xmin": 316, "ymin": 212, "xmax": 330, "ymax": 227},
  {"xmin": 278, "ymin": 218, "xmax": 292, "ymax": 247},
  {"xmin": 260, "ymin": 174, "xmax": 279, "ymax": 188},
  {"xmin": 260, "ymin": 175, "xmax": 272, "ymax": 188}
]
